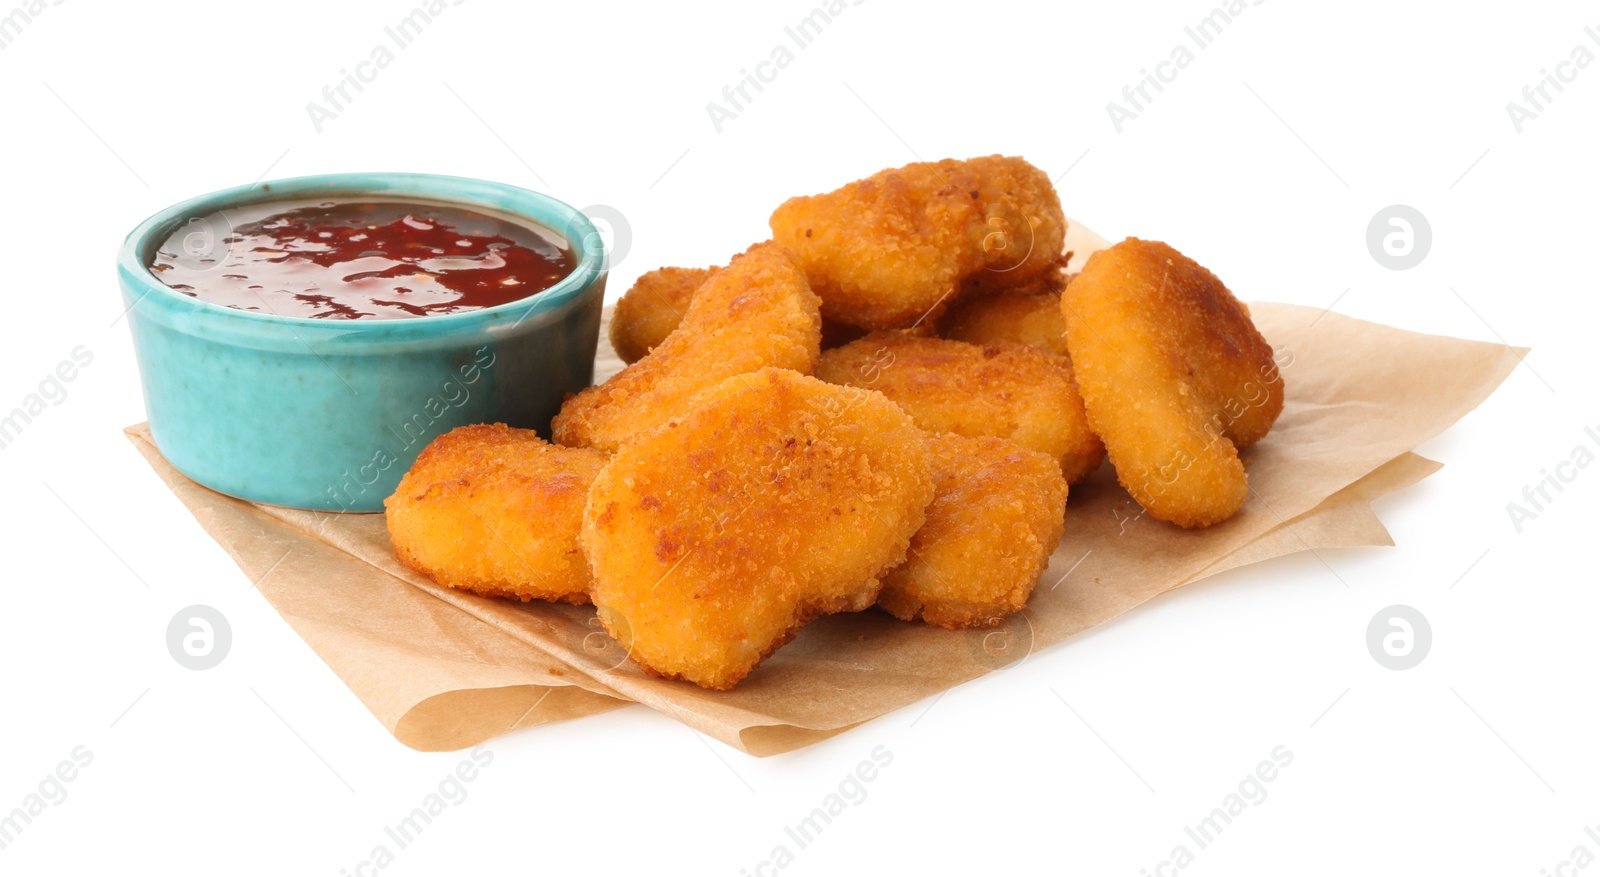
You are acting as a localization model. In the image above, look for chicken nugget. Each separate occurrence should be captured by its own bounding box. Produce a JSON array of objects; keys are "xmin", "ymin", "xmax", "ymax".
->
[
  {"xmin": 814, "ymin": 334, "xmax": 1104, "ymax": 484},
  {"xmin": 385, "ymin": 424, "xmax": 607, "ymax": 604},
  {"xmin": 940, "ymin": 272, "xmax": 1072, "ymax": 358},
  {"xmin": 963, "ymin": 156, "xmax": 1068, "ymax": 284},
  {"xmin": 878, "ymin": 433, "xmax": 1067, "ymax": 629},
  {"xmin": 959, "ymin": 254, "xmax": 1072, "ymax": 300},
  {"xmin": 609, "ymin": 262, "xmax": 868, "ymax": 364},
  {"xmin": 582, "ymin": 367, "xmax": 936, "ymax": 690},
  {"xmin": 769, "ymin": 155, "xmax": 1065, "ymax": 329},
  {"xmin": 1059, "ymin": 238, "xmax": 1285, "ymax": 528},
  {"xmin": 553, "ymin": 242, "xmax": 821, "ymax": 452},
  {"xmin": 609, "ymin": 265, "xmax": 717, "ymax": 363}
]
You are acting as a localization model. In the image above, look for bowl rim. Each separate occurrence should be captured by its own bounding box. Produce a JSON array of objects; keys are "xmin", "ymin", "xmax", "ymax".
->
[{"xmin": 116, "ymin": 171, "xmax": 607, "ymax": 330}]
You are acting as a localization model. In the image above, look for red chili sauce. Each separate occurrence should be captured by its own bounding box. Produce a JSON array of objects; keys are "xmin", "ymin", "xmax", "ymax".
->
[{"xmin": 149, "ymin": 198, "xmax": 576, "ymax": 320}]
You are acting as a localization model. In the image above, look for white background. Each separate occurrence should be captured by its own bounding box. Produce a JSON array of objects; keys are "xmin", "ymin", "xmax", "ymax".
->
[{"xmin": 1, "ymin": 0, "xmax": 1595, "ymax": 874}]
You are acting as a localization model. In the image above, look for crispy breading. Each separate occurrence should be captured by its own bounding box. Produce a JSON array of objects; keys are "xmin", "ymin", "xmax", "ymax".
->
[
  {"xmin": 384, "ymin": 424, "xmax": 607, "ymax": 604},
  {"xmin": 814, "ymin": 334, "xmax": 1104, "ymax": 484},
  {"xmin": 609, "ymin": 261, "xmax": 873, "ymax": 364},
  {"xmin": 964, "ymin": 157, "xmax": 1068, "ymax": 282},
  {"xmin": 940, "ymin": 271, "xmax": 1072, "ymax": 358},
  {"xmin": 878, "ymin": 432, "xmax": 1068, "ymax": 629},
  {"xmin": 1059, "ymin": 238, "xmax": 1285, "ymax": 528},
  {"xmin": 581, "ymin": 368, "xmax": 936, "ymax": 690},
  {"xmin": 609, "ymin": 265, "xmax": 717, "ymax": 364},
  {"xmin": 769, "ymin": 155, "xmax": 1066, "ymax": 329},
  {"xmin": 552, "ymin": 242, "xmax": 822, "ymax": 452}
]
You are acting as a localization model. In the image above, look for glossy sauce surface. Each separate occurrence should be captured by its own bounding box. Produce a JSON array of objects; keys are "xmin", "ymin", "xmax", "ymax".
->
[{"xmin": 150, "ymin": 198, "xmax": 576, "ymax": 320}]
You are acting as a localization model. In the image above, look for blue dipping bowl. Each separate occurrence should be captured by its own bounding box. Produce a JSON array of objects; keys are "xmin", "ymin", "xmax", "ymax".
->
[{"xmin": 118, "ymin": 172, "xmax": 607, "ymax": 512}]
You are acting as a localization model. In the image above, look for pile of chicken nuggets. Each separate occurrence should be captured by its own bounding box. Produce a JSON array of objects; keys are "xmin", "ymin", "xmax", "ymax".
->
[{"xmin": 385, "ymin": 155, "xmax": 1286, "ymax": 690}]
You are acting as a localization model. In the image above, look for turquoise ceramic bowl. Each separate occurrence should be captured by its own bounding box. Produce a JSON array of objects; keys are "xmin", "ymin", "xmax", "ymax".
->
[{"xmin": 118, "ymin": 173, "xmax": 607, "ymax": 512}]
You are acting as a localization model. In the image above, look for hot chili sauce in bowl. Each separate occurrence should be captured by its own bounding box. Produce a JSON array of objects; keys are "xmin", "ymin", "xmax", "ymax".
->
[
  {"xmin": 118, "ymin": 172, "xmax": 608, "ymax": 511},
  {"xmin": 149, "ymin": 198, "xmax": 576, "ymax": 320}
]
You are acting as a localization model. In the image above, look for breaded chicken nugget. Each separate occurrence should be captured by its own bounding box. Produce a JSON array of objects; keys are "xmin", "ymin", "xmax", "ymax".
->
[
  {"xmin": 814, "ymin": 334, "xmax": 1104, "ymax": 484},
  {"xmin": 769, "ymin": 155, "xmax": 1065, "ymax": 329},
  {"xmin": 878, "ymin": 433, "xmax": 1068, "ymax": 629},
  {"xmin": 385, "ymin": 424, "xmax": 607, "ymax": 604},
  {"xmin": 964, "ymin": 156, "xmax": 1068, "ymax": 283},
  {"xmin": 609, "ymin": 262, "xmax": 868, "ymax": 364},
  {"xmin": 553, "ymin": 242, "xmax": 821, "ymax": 452},
  {"xmin": 940, "ymin": 272, "xmax": 1072, "ymax": 358},
  {"xmin": 582, "ymin": 368, "xmax": 936, "ymax": 690},
  {"xmin": 960, "ymin": 254, "xmax": 1072, "ymax": 299},
  {"xmin": 609, "ymin": 265, "xmax": 717, "ymax": 363},
  {"xmin": 1059, "ymin": 238, "xmax": 1285, "ymax": 528}
]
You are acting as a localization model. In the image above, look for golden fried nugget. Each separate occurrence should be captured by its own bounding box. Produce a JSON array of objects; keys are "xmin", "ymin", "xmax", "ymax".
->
[
  {"xmin": 940, "ymin": 273, "xmax": 1072, "ymax": 358},
  {"xmin": 960, "ymin": 254, "xmax": 1072, "ymax": 299},
  {"xmin": 964, "ymin": 157, "xmax": 1068, "ymax": 283},
  {"xmin": 609, "ymin": 265, "xmax": 717, "ymax": 364},
  {"xmin": 1059, "ymin": 238, "xmax": 1285, "ymax": 528},
  {"xmin": 609, "ymin": 262, "xmax": 867, "ymax": 364},
  {"xmin": 769, "ymin": 155, "xmax": 1065, "ymax": 329},
  {"xmin": 582, "ymin": 368, "xmax": 936, "ymax": 690},
  {"xmin": 553, "ymin": 242, "xmax": 821, "ymax": 452},
  {"xmin": 814, "ymin": 334, "xmax": 1104, "ymax": 484},
  {"xmin": 878, "ymin": 433, "xmax": 1067, "ymax": 629},
  {"xmin": 385, "ymin": 424, "xmax": 607, "ymax": 604}
]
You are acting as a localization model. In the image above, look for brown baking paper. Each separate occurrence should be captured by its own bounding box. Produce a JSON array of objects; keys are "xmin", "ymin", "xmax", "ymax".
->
[
  {"xmin": 125, "ymin": 430, "xmax": 634, "ymax": 749},
  {"xmin": 123, "ymin": 225, "xmax": 1525, "ymax": 756}
]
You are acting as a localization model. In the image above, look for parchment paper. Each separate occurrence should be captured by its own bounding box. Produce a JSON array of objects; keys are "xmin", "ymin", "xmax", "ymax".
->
[{"xmin": 123, "ymin": 224, "xmax": 1525, "ymax": 756}]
